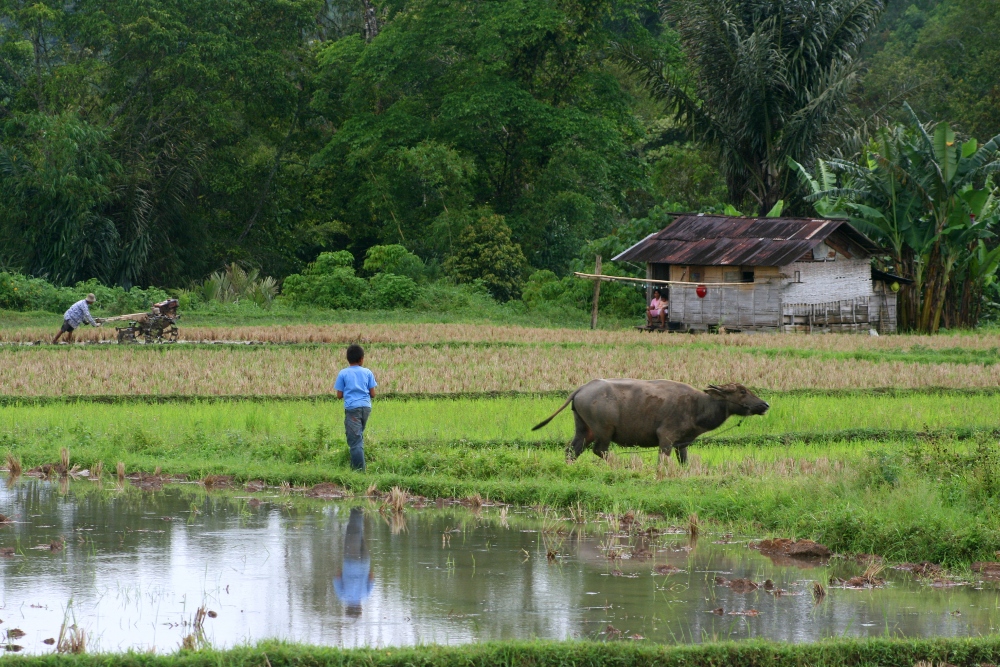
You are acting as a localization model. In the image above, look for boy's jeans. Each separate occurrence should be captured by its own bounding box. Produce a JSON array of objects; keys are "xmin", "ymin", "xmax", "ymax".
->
[{"xmin": 344, "ymin": 407, "xmax": 371, "ymax": 471}]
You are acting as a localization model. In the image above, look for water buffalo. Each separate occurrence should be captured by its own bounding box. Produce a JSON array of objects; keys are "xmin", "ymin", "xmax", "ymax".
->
[{"xmin": 532, "ymin": 380, "xmax": 769, "ymax": 463}]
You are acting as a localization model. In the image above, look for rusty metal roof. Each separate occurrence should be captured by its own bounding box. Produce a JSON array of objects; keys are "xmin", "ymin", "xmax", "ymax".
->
[{"xmin": 612, "ymin": 216, "xmax": 882, "ymax": 266}]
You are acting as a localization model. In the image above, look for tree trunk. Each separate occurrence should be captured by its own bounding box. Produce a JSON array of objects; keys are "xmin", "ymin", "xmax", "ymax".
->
[
  {"xmin": 362, "ymin": 0, "xmax": 379, "ymax": 41},
  {"xmin": 929, "ymin": 271, "xmax": 952, "ymax": 333},
  {"xmin": 923, "ymin": 246, "xmax": 959, "ymax": 334},
  {"xmin": 918, "ymin": 242, "xmax": 944, "ymax": 333},
  {"xmin": 894, "ymin": 250, "xmax": 917, "ymax": 331}
]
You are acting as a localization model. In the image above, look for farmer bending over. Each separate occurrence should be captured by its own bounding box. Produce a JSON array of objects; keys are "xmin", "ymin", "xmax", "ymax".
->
[{"xmin": 53, "ymin": 294, "xmax": 102, "ymax": 344}]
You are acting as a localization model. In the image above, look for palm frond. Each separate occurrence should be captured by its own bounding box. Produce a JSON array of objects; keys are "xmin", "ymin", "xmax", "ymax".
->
[{"xmin": 610, "ymin": 42, "xmax": 717, "ymax": 140}]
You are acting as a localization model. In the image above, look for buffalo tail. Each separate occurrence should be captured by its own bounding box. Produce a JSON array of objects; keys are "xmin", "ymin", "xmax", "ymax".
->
[{"xmin": 531, "ymin": 390, "xmax": 578, "ymax": 431}]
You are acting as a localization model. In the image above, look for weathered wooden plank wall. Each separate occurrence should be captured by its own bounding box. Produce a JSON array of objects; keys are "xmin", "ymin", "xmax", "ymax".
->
[{"xmin": 670, "ymin": 282, "xmax": 782, "ymax": 331}]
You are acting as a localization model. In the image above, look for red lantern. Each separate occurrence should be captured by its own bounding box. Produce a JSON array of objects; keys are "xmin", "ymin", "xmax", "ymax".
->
[{"xmin": 696, "ymin": 284, "xmax": 707, "ymax": 298}]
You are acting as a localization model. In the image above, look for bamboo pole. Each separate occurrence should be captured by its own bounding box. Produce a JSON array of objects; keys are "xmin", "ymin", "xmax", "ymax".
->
[
  {"xmin": 573, "ymin": 272, "xmax": 758, "ymax": 287},
  {"xmin": 590, "ymin": 256, "xmax": 602, "ymax": 330}
]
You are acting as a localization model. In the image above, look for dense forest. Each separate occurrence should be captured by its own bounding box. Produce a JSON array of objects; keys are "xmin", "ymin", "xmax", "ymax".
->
[{"xmin": 1, "ymin": 0, "xmax": 998, "ymax": 330}]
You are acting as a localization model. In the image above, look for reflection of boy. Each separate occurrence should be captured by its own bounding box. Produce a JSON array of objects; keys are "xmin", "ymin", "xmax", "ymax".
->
[
  {"xmin": 334, "ymin": 508, "xmax": 374, "ymax": 617},
  {"xmin": 334, "ymin": 344, "xmax": 377, "ymax": 471}
]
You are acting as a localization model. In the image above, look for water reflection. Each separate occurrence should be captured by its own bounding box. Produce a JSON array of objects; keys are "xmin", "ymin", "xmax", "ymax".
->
[
  {"xmin": 334, "ymin": 508, "xmax": 374, "ymax": 617},
  {"xmin": 0, "ymin": 479, "xmax": 998, "ymax": 653}
]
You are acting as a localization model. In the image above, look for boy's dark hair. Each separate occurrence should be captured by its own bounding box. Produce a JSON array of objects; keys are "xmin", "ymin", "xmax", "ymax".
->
[{"xmin": 346, "ymin": 344, "xmax": 365, "ymax": 364}]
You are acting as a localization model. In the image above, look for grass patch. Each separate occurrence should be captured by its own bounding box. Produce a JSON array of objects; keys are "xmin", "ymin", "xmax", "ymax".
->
[
  {"xmin": 5, "ymin": 637, "xmax": 1000, "ymax": 664},
  {"xmin": 3, "ymin": 392, "xmax": 1000, "ymax": 446}
]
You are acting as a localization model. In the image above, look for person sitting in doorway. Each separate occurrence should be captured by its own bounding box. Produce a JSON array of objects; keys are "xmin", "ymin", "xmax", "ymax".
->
[{"xmin": 646, "ymin": 289, "xmax": 668, "ymax": 328}]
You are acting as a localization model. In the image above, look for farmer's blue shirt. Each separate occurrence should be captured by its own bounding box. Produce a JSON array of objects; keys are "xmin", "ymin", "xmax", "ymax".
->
[
  {"xmin": 335, "ymin": 366, "xmax": 377, "ymax": 409},
  {"xmin": 63, "ymin": 299, "xmax": 97, "ymax": 328}
]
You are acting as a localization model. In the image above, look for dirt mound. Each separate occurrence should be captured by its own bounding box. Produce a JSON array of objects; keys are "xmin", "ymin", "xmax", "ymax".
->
[
  {"xmin": 972, "ymin": 562, "xmax": 1000, "ymax": 579},
  {"xmin": 653, "ymin": 563, "xmax": 680, "ymax": 575},
  {"xmin": 714, "ymin": 576, "xmax": 759, "ymax": 593},
  {"xmin": 854, "ymin": 554, "xmax": 883, "ymax": 564},
  {"xmin": 129, "ymin": 472, "xmax": 171, "ymax": 491},
  {"xmin": 201, "ymin": 475, "xmax": 233, "ymax": 489},
  {"xmin": 752, "ymin": 538, "xmax": 831, "ymax": 558},
  {"xmin": 729, "ymin": 578, "xmax": 759, "ymax": 593},
  {"xmin": 894, "ymin": 561, "xmax": 941, "ymax": 576},
  {"xmin": 830, "ymin": 574, "xmax": 885, "ymax": 589},
  {"xmin": 305, "ymin": 482, "xmax": 346, "ymax": 499}
]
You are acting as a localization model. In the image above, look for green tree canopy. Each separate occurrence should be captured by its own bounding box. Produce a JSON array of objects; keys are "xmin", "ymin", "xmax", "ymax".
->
[
  {"xmin": 616, "ymin": 0, "xmax": 886, "ymax": 213},
  {"xmin": 444, "ymin": 213, "xmax": 527, "ymax": 302},
  {"xmin": 310, "ymin": 0, "xmax": 651, "ymax": 274}
]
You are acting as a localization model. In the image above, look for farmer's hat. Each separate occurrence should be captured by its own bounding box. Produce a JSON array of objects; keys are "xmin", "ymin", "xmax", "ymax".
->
[{"xmin": 86, "ymin": 293, "xmax": 96, "ymax": 303}]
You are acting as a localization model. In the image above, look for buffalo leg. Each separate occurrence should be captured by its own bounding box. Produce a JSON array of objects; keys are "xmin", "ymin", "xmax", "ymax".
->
[
  {"xmin": 675, "ymin": 447, "xmax": 688, "ymax": 464},
  {"xmin": 567, "ymin": 411, "xmax": 592, "ymax": 462},
  {"xmin": 656, "ymin": 426, "xmax": 678, "ymax": 469},
  {"xmin": 657, "ymin": 448, "xmax": 671, "ymax": 470},
  {"xmin": 590, "ymin": 425, "xmax": 613, "ymax": 460},
  {"xmin": 592, "ymin": 438, "xmax": 611, "ymax": 459}
]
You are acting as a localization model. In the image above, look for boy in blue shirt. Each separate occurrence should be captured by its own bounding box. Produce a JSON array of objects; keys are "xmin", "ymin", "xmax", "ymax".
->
[{"xmin": 334, "ymin": 344, "xmax": 377, "ymax": 471}]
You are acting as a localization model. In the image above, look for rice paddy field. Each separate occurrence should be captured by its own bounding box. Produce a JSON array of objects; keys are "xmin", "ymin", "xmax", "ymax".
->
[{"xmin": 3, "ymin": 320, "xmax": 1000, "ymax": 565}]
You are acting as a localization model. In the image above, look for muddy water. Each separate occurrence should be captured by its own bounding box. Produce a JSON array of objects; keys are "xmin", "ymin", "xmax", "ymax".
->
[{"xmin": 1, "ymin": 480, "xmax": 998, "ymax": 653}]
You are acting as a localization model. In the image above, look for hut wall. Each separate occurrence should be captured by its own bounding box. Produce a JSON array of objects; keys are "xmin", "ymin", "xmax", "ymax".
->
[
  {"xmin": 670, "ymin": 265, "xmax": 780, "ymax": 283},
  {"xmin": 779, "ymin": 257, "xmax": 876, "ymax": 303},
  {"xmin": 870, "ymin": 283, "xmax": 898, "ymax": 334},
  {"xmin": 659, "ymin": 258, "xmax": 893, "ymax": 333},
  {"xmin": 777, "ymin": 258, "xmax": 893, "ymax": 333},
  {"xmin": 670, "ymin": 265, "xmax": 727, "ymax": 282},
  {"xmin": 669, "ymin": 281, "xmax": 783, "ymax": 331}
]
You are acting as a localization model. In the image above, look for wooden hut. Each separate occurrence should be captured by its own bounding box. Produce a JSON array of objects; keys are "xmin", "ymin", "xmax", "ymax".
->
[{"xmin": 612, "ymin": 215, "xmax": 906, "ymax": 333}]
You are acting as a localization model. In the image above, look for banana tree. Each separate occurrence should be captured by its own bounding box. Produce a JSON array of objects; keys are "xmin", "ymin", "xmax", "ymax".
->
[
  {"xmin": 790, "ymin": 127, "xmax": 927, "ymax": 328},
  {"xmin": 796, "ymin": 104, "xmax": 1000, "ymax": 332},
  {"xmin": 903, "ymin": 106, "xmax": 1000, "ymax": 332},
  {"xmin": 943, "ymin": 183, "xmax": 1000, "ymax": 327}
]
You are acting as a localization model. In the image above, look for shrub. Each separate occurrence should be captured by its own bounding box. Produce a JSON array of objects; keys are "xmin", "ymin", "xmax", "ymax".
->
[
  {"xmin": 281, "ymin": 251, "xmax": 368, "ymax": 309},
  {"xmin": 412, "ymin": 281, "xmax": 498, "ymax": 313},
  {"xmin": 0, "ymin": 272, "xmax": 75, "ymax": 311},
  {"xmin": 522, "ymin": 267, "xmax": 645, "ymax": 320},
  {"xmin": 363, "ymin": 245, "xmax": 425, "ymax": 282},
  {"xmin": 444, "ymin": 213, "xmax": 526, "ymax": 302},
  {"xmin": 366, "ymin": 272, "xmax": 419, "ymax": 309},
  {"xmin": 0, "ymin": 272, "xmax": 167, "ymax": 314},
  {"xmin": 521, "ymin": 270, "xmax": 570, "ymax": 310}
]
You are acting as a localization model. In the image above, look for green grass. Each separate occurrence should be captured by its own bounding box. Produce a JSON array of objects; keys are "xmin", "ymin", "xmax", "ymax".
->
[
  {"xmin": 4, "ymin": 394, "xmax": 1000, "ymax": 563},
  {"xmin": 6, "ymin": 637, "xmax": 1000, "ymax": 665},
  {"xmin": 3, "ymin": 392, "xmax": 998, "ymax": 448}
]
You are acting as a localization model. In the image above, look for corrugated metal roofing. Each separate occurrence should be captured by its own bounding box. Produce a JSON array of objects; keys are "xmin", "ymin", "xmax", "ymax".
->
[{"xmin": 612, "ymin": 216, "xmax": 881, "ymax": 266}]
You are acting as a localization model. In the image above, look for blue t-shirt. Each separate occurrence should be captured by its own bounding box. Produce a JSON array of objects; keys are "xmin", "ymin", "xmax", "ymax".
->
[
  {"xmin": 334, "ymin": 559, "xmax": 374, "ymax": 606},
  {"xmin": 335, "ymin": 365, "xmax": 377, "ymax": 409}
]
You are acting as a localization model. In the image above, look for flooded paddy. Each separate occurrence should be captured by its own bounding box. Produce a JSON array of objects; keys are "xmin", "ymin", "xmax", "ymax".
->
[{"xmin": 1, "ymin": 480, "xmax": 998, "ymax": 653}]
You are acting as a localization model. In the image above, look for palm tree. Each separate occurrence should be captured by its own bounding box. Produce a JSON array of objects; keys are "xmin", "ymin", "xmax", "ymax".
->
[{"xmin": 616, "ymin": 0, "xmax": 885, "ymax": 212}]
